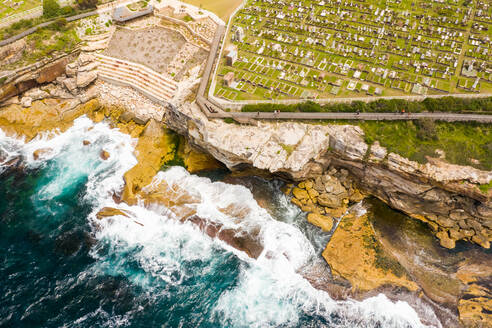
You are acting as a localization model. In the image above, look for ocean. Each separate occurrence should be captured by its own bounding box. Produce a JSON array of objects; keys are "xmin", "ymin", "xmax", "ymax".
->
[{"xmin": 0, "ymin": 116, "xmax": 432, "ymax": 328}]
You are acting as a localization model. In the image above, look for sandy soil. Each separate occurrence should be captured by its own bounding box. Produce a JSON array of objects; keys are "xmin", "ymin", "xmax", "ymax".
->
[
  {"xmin": 104, "ymin": 27, "xmax": 186, "ymax": 74},
  {"xmin": 179, "ymin": 0, "xmax": 244, "ymax": 20}
]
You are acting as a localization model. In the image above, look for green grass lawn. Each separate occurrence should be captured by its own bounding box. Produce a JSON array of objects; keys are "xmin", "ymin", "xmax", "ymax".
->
[
  {"xmin": 2, "ymin": 22, "xmax": 81, "ymax": 69},
  {"xmin": 360, "ymin": 120, "xmax": 492, "ymax": 171}
]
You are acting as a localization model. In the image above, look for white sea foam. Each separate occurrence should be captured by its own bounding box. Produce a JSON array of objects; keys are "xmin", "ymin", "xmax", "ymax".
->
[
  {"xmin": 92, "ymin": 167, "xmax": 434, "ymax": 328},
  {"xmin": 0, "ymin": 118, "xmax": 436, "ymax": 327}
]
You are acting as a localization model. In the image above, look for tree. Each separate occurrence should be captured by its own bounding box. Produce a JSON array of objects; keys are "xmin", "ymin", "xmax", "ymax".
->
[{"xmin": 43, "ymin": 0, "xmax": 61, "ymax": 18}]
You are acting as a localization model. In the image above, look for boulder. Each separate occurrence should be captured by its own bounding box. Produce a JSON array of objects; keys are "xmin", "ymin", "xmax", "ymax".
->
[
  {"xmin": 322, "ymin": 174, "xmax": 347, "ymax": 195},
  {"xmin": 76, "ymin": 71, "xmax": 98, "ymax": 88},
  {"xmin": 292, "ymin": 187, "xmax": 309, "ymax": 201},
  {"xmin": 20, "ymin": 96, "xmax": 32, "ymax": 107},
  {"xmin": 78, "ymin": 61, "xmax": 98, "ymax": 72},
  {"xmin": 62, "ymin": 77, "xmax": 78, "ymax": 93},
  {"xmin": 307, "ymin": 187, "xmax": 319, "ymax": 200},
  {"xmin": 83, "ymin": 140, "xmax": 91, "ymax": 146},
  {"xmin": 307, "ymin": 212, "xmax": 333, "ymax": 231},
  {"xmin": 100, "ymin": 150, "xmax": 110, "ymax": 160},
  {"xmin": 318, "ymin": 192, "xmax": 344, "ymax": 208},
  {"xmin": 24, "ymin": 88, "xmax": 49, "ymax": 101},
  {"xmin": 33, "ymin": 148, "xmax": 53, "ymax": 160},
  {"xmin": 471, "ymin": 234, "xmax": 490, "ymax": 249},
  {"xmin": 77, "ymin": 53, "xmax": 95, "ymax": 66},
  {"xmin": 449, "ymin": 228, "xmax": 465, "ymax": 240},
  {"xmin": 49, "ymin": 86, "xmax": 75, "ymax": 99},
  {"xmin": 65, "ymin": 63, "xmax": 77, "ymax": 77},
  {"xmin": 436, "ymin": 230, "xmax": 456, "ymax": 249}
]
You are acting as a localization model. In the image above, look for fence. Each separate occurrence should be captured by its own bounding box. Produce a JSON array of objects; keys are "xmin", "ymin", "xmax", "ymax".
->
[
  {"xmin": 0, "ymin": 6, "xmax": 43, "ymax": 29},
  {"xmin": 154, "ymin": 12, "xmax": 211, "ymax": 47}
]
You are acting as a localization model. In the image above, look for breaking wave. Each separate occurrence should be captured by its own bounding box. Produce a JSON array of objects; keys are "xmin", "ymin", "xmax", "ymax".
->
[{"xmin": 0, "ymin": 116, "xmax": 437, "ymax": 327}]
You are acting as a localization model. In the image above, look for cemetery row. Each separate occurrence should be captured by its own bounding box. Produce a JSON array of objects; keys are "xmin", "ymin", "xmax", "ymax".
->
[{"xmin": 214, "ymin": 0, "xmax": 492, "ymax": 101}]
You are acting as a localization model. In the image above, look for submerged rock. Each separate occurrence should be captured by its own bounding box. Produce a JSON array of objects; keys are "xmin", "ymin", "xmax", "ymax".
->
[
  {"xmin": 33, "ymin": 148, "xmax": 53, "ymax": 160},
  {"xmin": 96, "ymin": 207, "xmax": 129, "ymax": 219}
]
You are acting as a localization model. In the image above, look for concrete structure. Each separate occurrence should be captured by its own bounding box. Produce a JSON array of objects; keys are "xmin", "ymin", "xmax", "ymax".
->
[
  {"xmin": 226, "ymin": 49, "xmax": 237, "ymax": 66},
  {"xmin": 234, "ymin": 26, "xmax": 244, "ymax": 42},
  {"xmin": 223, "ymin": 71, "xmax": 234, "ymax": 87},
  {"xmin": 56, "ymin": 0, "xmax": 75, "ymax": 7},
  {"xmin": 95, "ymin": 53, "xmax": 177, "ymax": 103},
  {"xmin": 113, "ymin": 4, "xmax": 153, "ymax": 22}
]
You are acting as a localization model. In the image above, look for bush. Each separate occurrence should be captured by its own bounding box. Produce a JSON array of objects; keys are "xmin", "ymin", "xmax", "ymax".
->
[
  {"xmin": 415, "ymin": 118, "xmax": 438, "ymax": 141},
  {"xmin": 50, "ymin": 17, "xmax": 68, "ymax": 31},
  {"xmin": 76, "ymin": 0, "xmax": 98, "ymax": 9},
  {"xmin": 60, "ymin": 5, "xmax": 75, "ymax": 16},
  {"xmin": 43, "ymin": 0, "xmax": 61, "ymax": 18}
]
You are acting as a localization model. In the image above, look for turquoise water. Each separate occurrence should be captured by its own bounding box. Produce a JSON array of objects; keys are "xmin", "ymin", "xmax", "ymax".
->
[{"xmin": 0, "ymin": 117, "xmax": 433, "ymax": 328}]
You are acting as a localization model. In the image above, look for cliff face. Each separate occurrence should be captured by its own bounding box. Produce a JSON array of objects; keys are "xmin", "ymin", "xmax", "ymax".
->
[{"xmin": 165, "ymin": 103, "xmax": 492, "ymax": 249}]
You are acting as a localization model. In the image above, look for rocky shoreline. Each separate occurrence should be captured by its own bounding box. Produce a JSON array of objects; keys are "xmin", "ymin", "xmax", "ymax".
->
[
  {"xmin": 165, "ymin": 102, "xmax": 492, "ymax": 251},
  {"xmin": 0, "ymin": 50, "xmax": 491, "ymax": 327}
]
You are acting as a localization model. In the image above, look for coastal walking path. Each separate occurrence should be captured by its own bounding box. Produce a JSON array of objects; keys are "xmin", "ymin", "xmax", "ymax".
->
[{"xmin": 216, "ymin": 111, "xmax": 492, "ymax": 123}]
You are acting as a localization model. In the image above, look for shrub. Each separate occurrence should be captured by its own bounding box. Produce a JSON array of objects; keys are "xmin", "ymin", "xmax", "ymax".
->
[
  {"xmin": 43, "ymin": 0, "xmax": 61, "ymax": 18},
  {"xmin": 51, "ymin": 17, "xmax": 68, "ymax": 31},
  {"xmin": 415, "ymin": 118, "xmax": 438, "ymax": 141},
  {"xmin": 60, "ymin": 6, "xmax": 75, "ymax": 16},
  {"xmin": 76, "ymin": 0, "xmax": 98, "ymax": 9}
]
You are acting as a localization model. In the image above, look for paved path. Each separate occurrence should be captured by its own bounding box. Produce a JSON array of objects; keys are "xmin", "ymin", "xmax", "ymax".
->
[
  {"xmin": 219, "ymin": 111, "xmax": 492, "ymax": 123},
  {"xmin": 197, "ymin": 23, "xmax": 225, "ymax": 97},
  {"xmin": 0, "ymin": 10, "xmax": 97, "ymax": 46}
]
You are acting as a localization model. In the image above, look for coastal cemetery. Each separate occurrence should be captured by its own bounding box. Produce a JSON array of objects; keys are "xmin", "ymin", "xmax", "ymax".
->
[{"xmin": 213, "ymin": 0, "xmax": 492, "ymax": 101}]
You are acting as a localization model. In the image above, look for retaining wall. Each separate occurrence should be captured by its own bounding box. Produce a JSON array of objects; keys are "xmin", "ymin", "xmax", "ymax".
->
[{"xmin": 95, "ymin": 53, "xmax": 177, "ymax": 103}]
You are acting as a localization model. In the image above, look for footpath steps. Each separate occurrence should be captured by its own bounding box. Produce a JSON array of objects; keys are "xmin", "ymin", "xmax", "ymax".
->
[{"xmin": 94, "ymin": 53, "xmax": 177, "ymax": 103}]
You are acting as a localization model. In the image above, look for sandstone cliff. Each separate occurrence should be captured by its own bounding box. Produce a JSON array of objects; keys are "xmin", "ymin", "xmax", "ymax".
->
[{"xmin": 165, "ymin": 103, "xmax": 492, "ymax": 249}]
